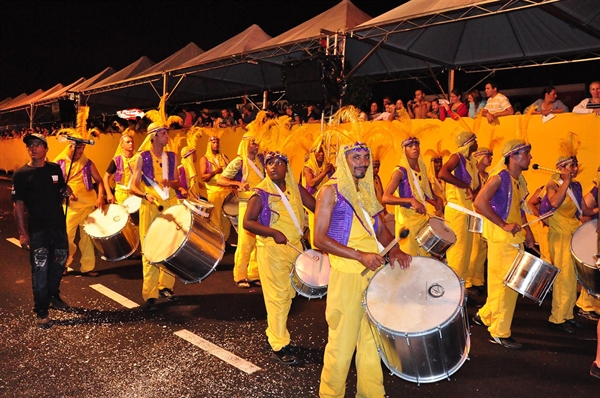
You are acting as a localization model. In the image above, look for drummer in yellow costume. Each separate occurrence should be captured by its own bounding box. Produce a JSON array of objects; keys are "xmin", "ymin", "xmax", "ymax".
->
[
  {"xmin": 473, "ymin": 139, "xmax": 536, "ymax": 349},
  {"xmin": 55, "ymin": 106, "xmax": 106, "ymax": 277},
  {"xmin": 176, "ymin": 127, "xmax": 204, "ymax": 201},
  {"xmin": 576, "ymin": 179, "xmax": 600, "ymax": 321},
  {"xmin": 315, "ymin": 135, "xmax": 411, "ymax": 397},
  {"xmin": 244, "ymin": 151, "xmax": 315, "ymax": 366},
  {"xmin": 103, "ymin": 131, "xmax": 136, "ymax": 205},
  {"xmin": 466, "ymin": 146, "xmax": 493, "ymax": 296},
  {"xmin": 439, "ymin": 131, "xmax": 479, "ymax": 280},
  {"xmin": 424, "ymin": 140, "xmax": 450, "ymax": 214},
  {"xmin": 200, "ymin": 135, "xmax": 231, "ymax": 241},
  {"xmin": 130, "ymin": 108, "xmax": 182, "ymax": 310},
  {"xmin": 218, "ymin": 132, "xmax": 264, "ymax": 288},
  {"xmin": 539, "ymin": 155, "xmax": 596, "ymax": 333},
  {"xmin": 383, "ymin": 136, "xmax": 444, "ymax": 256}
]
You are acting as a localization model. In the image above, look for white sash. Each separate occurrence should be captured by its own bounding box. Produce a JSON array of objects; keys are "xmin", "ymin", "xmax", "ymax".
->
[
  {"xmin": 247, "ymin": 157, "xmax": 264, "ymax": 180},
  {"xmin": 557, "ymin": 179, "xmax": 583, "ymax": 216},
  {"xmin": 408, "ymin": 168, "xmax": 426, "ymax": 205},
  {"xmin": 161, "ymin": 151, "xmax": 169, "ymax": 199},
  {"xmin": 360, "ymin": 207, "xmax": 384, "ymax": 252},
  {"xmin": 272, "ymin": 183, "xmax": 303, "ymax": 237}
]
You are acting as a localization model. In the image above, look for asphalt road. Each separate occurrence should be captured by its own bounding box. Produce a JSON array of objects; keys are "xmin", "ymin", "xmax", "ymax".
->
[{"xmin": 0, "ymin": 177, "xmax": 598, "ymax": 398}]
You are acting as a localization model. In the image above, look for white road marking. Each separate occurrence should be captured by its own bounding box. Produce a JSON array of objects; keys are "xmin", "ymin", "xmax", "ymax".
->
[
  {"xmin": 7, "ymin": 237, "xmax": 21, "ymax": 247},
  {"xmin": 89, "ymin": 284, "xmax": 140, "ymax": 309},
  {"xmin": 174, "ymin": 329, "xmax": 262, "ymax": 374}
]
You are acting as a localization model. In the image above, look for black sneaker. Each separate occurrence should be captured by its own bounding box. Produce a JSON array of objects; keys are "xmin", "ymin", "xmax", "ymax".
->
[
  {"xmin": 550, "ymin": 321, "xmax": 576, "ymax": 334},
  {"xmin": 578, "ymin": 309, "xmax": 600, "ymax": 321},
  {"xmin": 565, "ymin": 319, "xmax": 584, "ymax": 329},
  {"xmin": 471, "ymin": 312, "xmax": 485, "ymax": 327},
  {"xmin": 145, "ymin": 298, "xmax": 158, "ymax": 311},
  {"xmin": 50, "ymin": 296, "xmax": 70, "ymax": 311},
  {"xmin": 591, "ymin": 362, "xmax": 600, "ymax": 379},
  {"xmin": 159, "ymin": 288, "xmax": 179, "ymax": 301},
  {"xmin": 489, "ymin": 336, "xmax": 522, "ymax": 349},
  {"xmin": 272, "ymin": 345, "xmax": 302, "ymax": 366},
  {"xmin": 36, "ymin": 314, "xmax": 52, "ymax": 329}
]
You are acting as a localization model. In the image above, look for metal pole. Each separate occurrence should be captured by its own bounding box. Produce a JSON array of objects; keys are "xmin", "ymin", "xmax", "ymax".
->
[
  {"xmin": 262, "ymin": 90, "xmax": 268, "ymax": 110},
  {"xmin": 448, "ymin": 69, "xmax": 455, "ymax": 95}
]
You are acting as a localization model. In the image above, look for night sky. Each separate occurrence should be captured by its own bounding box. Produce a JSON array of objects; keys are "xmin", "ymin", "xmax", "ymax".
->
[{"xmin": 0, "ymin": 1, "xmax": 402, "ymax": 101}]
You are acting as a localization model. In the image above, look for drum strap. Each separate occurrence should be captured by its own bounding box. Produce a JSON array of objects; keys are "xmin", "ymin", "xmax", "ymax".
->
[
  {"xmin": 360, "ymin": 207, "xmax": 384, "ymax": 252},
  {"xmin": 272, "ymin": 183, "xmax": 304, "ymax": 237},
  {"xmin": 557, "ymin": 179, "xmax": 583, "ymax": 216},
  {"xmin": 247, "ymin": 158, "xmax": 264, "ymax": 180},
  {"xmin": 142, "ymin": 175, "xmax": 169, "ymax": 201}
]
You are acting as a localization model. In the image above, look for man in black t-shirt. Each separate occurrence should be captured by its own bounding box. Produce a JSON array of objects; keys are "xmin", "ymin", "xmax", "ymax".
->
[{"xmin": 12, "ymin": 133, "xmax": 72, "ymax": 328}]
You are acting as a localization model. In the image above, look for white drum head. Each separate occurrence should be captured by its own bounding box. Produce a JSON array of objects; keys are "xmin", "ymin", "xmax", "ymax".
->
[
  {"xmin": 223, "ymin": 194, "xmax": 240, "ymax": 216},
  {"xmin": 571, "ymin": 219, "xmax": 598, "ymax": 266},
  {"xmin": 429, "ymin": 217, "xmax": 457, "ymax": 243},
  {"xmin": 122, "ymin": 195, "xmax": 142, "ymax": 214},
  {"xmin": 84, "ymin": 204, "xmax": 129, "ymax": 238},
  {"xmin": 184, "ymin": 198, "xmax": 214, "ymax": 218},
  {"xmin": 295, "ymin": 250, "xmax": 330, "ymax": 287},
  {"xmin": 365, "ymin": 256, "xmax": 462, "ymax": 333},
  {"xmin": 144, "ymin": 204, "xmax": 192, "ymax": 263}
]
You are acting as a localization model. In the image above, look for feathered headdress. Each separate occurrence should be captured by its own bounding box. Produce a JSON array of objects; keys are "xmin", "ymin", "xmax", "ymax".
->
[
  {"xmin": 553, "ymin": 132, "xmax": 581, "ymax": 173},
  {"xmin": 137, "ymin": 94, "xmax": 183, "ymax": 153},
  {"xmin": 424, "ymin": 140, "xmax": 451, "ymax": 162}
]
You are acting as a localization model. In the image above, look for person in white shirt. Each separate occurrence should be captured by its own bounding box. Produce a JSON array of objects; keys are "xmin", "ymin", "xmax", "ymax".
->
[
  {"xmin": 482, "ymin": 80, "xmax": 514, "ymax": 124},
  {"xmin": 573, "ymin": 81, "xmax": 600, "ymax": 115}
]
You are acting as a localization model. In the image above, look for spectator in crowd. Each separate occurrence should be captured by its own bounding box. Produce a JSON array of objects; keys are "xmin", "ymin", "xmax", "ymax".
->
[
  {"xmin": 525, "ymin": 86, "xmax": 569, "ymax": 115},
  {"xmin": 573, "ymin": 81, "xmax": 600, "ymax": 115},
  {"xmin": 407, "ymin": 89, "xmax": 431, "ymax": 119},
  {"xmin": 467, "ymin": 89, "xmax": 487, "ymax": 118},
  {"xmin": 303, "ymin": 105, "xmax": 320, "ymax": 123},
  {"xmin": 373, "ymin": 103, "xmax": 395, "ymax": 121},
  {"xmin": 482, "ymin": 80, "xmax": 514, "ymax": 123},
  {"xmin": 284, "ymin": 105, "xmax": 301, "ymax": 125},
  {"xmin": 196, "ymin": 108, "xmax": 213, "ymax": 127},
  {"xmin": 182, "ymin": 108, "xmax": 196, "ymax": 128},
  {"xmin": 395, "ymin": 99, "xmax": 405, "ymax": 112},
  {"xmin": 440, "ymin": 90, "xmax": 468, "ymax": 121},
  {"xmin": 382, "ymin": 96, "xmax": 392, "ymax": 109},
  {"xmin": 219, "ymin": 108, "xmax": 237, "ymax": 128},
  {"xmin": 367, "ymin": 102, "xmax": 381, "ymax": 120},
  {"xmin": 427, "ymin": 99, "xmax": 441, "ymax": 119},
  {"xmin": 239, "ymin": 104, "xmax": 258, "ymax": 128}
]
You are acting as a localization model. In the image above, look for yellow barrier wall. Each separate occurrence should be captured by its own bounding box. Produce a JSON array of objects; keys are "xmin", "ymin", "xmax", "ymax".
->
[{"xmin": 1, "ymin": 114, "xmax": 598, "ymax": 195}]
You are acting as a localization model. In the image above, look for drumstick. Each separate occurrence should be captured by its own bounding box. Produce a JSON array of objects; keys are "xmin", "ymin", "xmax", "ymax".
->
[
  {"xmin": 286, "ymin": 243, "xmax": 319, "ymax": 261},
  {"xmin": 360, "ymin": 229, "xmax": 408, "ymax": 277},
  {"xmin": 146, "ymin": 196, "xmax": 164, "ymax": 212},
  {"xmin": 521, "ymin": 211, "xmax": 554, "ymax": 228},
  {"xmin": 446, "ymin": 202, "xmax": 482, "ymax": 219}
]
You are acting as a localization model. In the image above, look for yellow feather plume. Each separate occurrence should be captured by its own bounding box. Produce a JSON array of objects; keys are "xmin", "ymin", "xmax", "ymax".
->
[{"xmin": 424, "ymin": 140, "xmax": 451, "ymax": 160}]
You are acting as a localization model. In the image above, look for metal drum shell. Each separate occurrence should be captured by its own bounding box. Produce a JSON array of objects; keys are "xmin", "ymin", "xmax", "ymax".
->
[
  {"xmin": 363, "ymin": 258, "xmax": 470, "ymax": 384},
  {"xmin": 467, "ymin": 214, "xmax": 483, "ymax": 233},
  {"xmin": 503, "ymin": 250, "xmax": 560, "ymax": 305},
  {"xmin": 290, "ymin": 249, "xmax": 330, "ymax": 299},
  {"xmin": 183, "ymin": 198, "xmax": 214, "ymax": 219},
  {"xmin": 84, "ymin": 204, "xmax": 140, "ymax": 262},
  {"xmin": 570, "ymin": 219, "xmax": 600, "ymax": 298},
  {"xmin": 415, "ymin": 217, "xmax": 456, "ymax": 258},
  {"xmin": 144, "ymin": 204, "xmax": 225, "ymax": 284}
]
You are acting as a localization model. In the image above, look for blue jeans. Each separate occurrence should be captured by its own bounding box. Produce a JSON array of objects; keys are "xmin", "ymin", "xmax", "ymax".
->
[{"xmin": 29, "ymin": 229, "xmax": 68, "ymax": 317}]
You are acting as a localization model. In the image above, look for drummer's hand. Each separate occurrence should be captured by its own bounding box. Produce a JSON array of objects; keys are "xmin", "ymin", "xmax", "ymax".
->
[
  {"xmin": 434, "ymin": 197, "xmax": 444, "ymax": 215},
  {"xmin": 19, "ymin": 233, "xmax": 30, "ymax": 251},
  {"xmin": 358, "ymin": 251, "xmax": 386, "ymax": 272},
  {"xmin": 69, "ymin": 192, "xmax": 78, "ymax": 202},
  {"xmin": 524, "ymin": 228, "xmax": 535, "ymax": 249},
  {"xmin": 272, "ymin": 230, "xmax": 288, "ymax": 245},
  {"xmin": 410, "ymin": 198, "xmax": 426, "ymax": 214},
  {"xmin": 465, "ymin": 186, "xmax": 474, "ymax": 201},
  {"xmin": 214, "ymin": 166, "xmax": 223, "ymax": 174},
  {"xmin": 238, "ymin": 182, "xmax": 250, "ymax": 191},
  {"xmin": 502, "ymin": 222, "xmax": 521, "ymax": 236},
  {"xmin": 96, "ymin": 196, "xmax": 105, "ymax": 209},
  {"xmin": 388, "ymin": 246, "xmax": 411, "ymax": 270},
  {"xmin": 106, "ymin": 193, "xmax": 116, "ymax": 204},
  {"xmin": 145, "ymin": 193, "xmax": 157, "ymax": 205}
]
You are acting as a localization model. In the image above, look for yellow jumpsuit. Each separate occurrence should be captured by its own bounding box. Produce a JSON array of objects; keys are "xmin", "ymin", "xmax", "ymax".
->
[
  {"xmin": 256, "ymin": 192, "xmax": 301, "ymax": 351},
  {"xmin": 547, "ymin": 193, "xmax": 581, "ymax": 324},
  {"xmin": 466, "ymin": 174, "xmax": 487, "ymax": 289},
  {"xmin": 393, "ymin": 166, "xmax": 431, "ymax": 257},
  {"xmin": 445, "ymin": 162, "xmax": 478, "ymax": 280},
  {"xmin": 139, "ymin": 151, "xmax": 177, "ymax": 301},
  {"xmin": 113, "ymin": 154, "xmax": 136, "ymax": 204},
  {"xmin": 478, "ymin": 176, "xmax": 525, "ymax": 338},
  {"xmin": 319, "ymin": 213, "xmax": 385, "ymax": 398},
  {"xmin": 222, "ymin": 156, "xmax": 263, "ymax": 283},
  {"xmin": 64, "ymin": 158, "xmax": 97, "ymax": 273},
  {"xmin": 205, "ymin": 164, "xmax": 232, "ymax": 242}
]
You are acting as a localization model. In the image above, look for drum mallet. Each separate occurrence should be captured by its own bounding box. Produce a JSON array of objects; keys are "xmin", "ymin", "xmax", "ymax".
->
[
  {"xmin": 147, "ymin": 196, "xmax": 164, "ymax": 212},
  {"xmin": 520, "ymin": 211, "xmax": 555, "ymax": 228},
  {"xmin": 361, "ymin": 228, "xmax": 409, "ymax": 277},
  {"xmin": 287, "ymin": 243, "xmax": 320, "ymax": 261}
]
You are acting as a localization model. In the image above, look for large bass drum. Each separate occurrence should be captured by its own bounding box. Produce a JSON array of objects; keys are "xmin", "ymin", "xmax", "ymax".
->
[
  {"xmin": 143, "ymin": 204, "xmax": 225, "ymax": 283},
  {"xmin": 83, "ymin": 204, "xmax": 139, "ymax": 261},
  {"xmin": 363, "ymin": 257, "xmax": 470, "ymax": 384},
  {"xmin": 571, "ymin": 219, "xmax": 600, "ymax": 298}
]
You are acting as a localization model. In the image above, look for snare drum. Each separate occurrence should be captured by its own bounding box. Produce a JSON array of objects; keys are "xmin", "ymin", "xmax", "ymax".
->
[
  {"xmin": 143, "ymin": 204, "xmax": 225, "ymax": 283},
  {"xmin": 415, "ymin": 217, "xmax": 457, "ymax": 258},
  {"xmin": 290, "ymin": 249, "xmax": 330, "ymax": 299},
  {"xmin": 122, "ymin": 195, "xmax": 142, "ymax": 225},
  {"xmin": 363, "ymin": 257, "xmax": 469, "ymax": 384},
  {"xmin": 222, "ymin": 193, "xmax": 240, "ymax": 230},
  {"xmin": 183, "ymin": 198, "xmax": 214, "ymax": 218},
  {"xmin": 83, "ymin": 204, "xmax": 139, "ymax": 261},
  {"xmin": 467, "ymin": 214, "xmax": 483, "ymax": 233},
  {"xmin": 571, "ymin": 219, "xmax": 600, "ymax": 298},
  {"xmin": 503, "ymin": 250, "xmax": 560, "ymax": 305}
]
